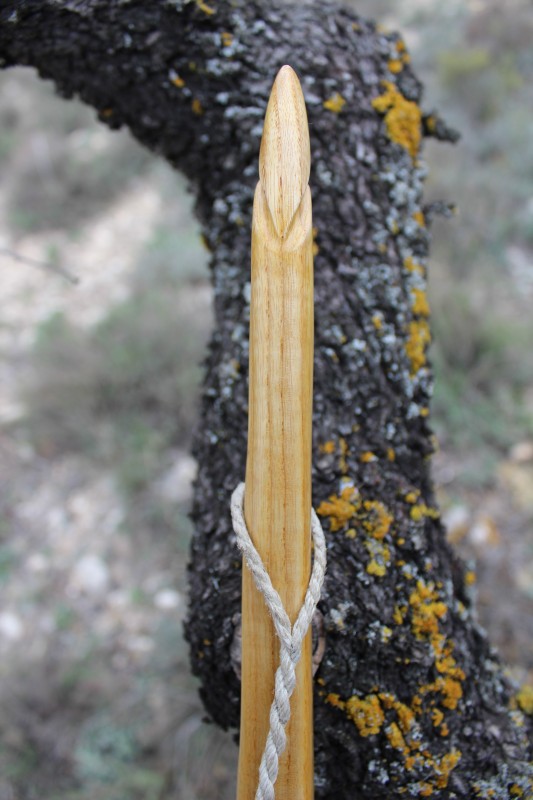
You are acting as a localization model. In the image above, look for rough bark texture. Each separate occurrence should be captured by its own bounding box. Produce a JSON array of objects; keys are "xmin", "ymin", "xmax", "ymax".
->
[{"xmin": 1, "ymin": 2, "xmax": 531, "ymax": 797}]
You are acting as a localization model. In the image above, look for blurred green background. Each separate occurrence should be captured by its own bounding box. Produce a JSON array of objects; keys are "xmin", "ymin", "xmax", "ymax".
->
[{"xmin": 0, "ymin": 1, "xmax": 532, "ymax": 797}]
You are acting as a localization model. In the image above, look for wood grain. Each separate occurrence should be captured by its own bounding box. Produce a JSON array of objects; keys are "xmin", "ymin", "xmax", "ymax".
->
[{"xmin": 237, "ymin": 65, "xmax": 314, "ymax": 800}]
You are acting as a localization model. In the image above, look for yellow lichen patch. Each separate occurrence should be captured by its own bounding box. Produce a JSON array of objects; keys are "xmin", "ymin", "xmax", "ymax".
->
[
  {"xmin": 387, "ymin": 447, "xmax": 396, "ymax": 461},
  {"xmin": 317, "ymin": 485, "xmax": 361, "ymax": 532},
  {"xmin": 326, "ymin": 692, "xmax": 346, "ymax": 710},
  {"xmin": 435, "ymin": 750, "xmax": 461, "ymax": 788},
  {"xmin": 405, "ymin": 319, "xmax": 431, "ymax": 375},
  {"xmin": 464, "ymin": 570, "xmax": 476, "ymax": 586},
  {"xmin": 393, "ymin": 604, "xmax": 407, "ymax": 625},
  {"xmin": 323, "ymin": 92, "xmax": 346, "ymax": 113},
  {"xmin": 362, "ymin": 499, "xmax": 393, "ymax": 540},
  {"xmin": 371, "ymin": 81, "xmax": 422, "ymax": 160},
  {"xmin": 372, "ymin": 313, "xmax": 383, "ymax": 330},
  {"xmin": 516, "ymin": 684, "xmax": 533, "ymax": 715},
  {"xmin": 510, "ymin": 785, "xmax": 525, "ymax": 797},
  {"xmin": 386, "ymin": 721, "xmax": 410, "ymax": 756},
  {"xmin": 367, "ymin": 559, "xmax": 387, "ymax": 577},
  {"xmin": 192, "ymin": 98, "xmax": 204, "ymax": 115},
  {"xmin": 412, "ymin": 210, "xmax": 426, "ymax": 227},
  {"xmin": 345, "ymin": 527, "xmax": 356, "ymax": 539},
  {"xmin": 196, "ymin": 0, "xmax": 215, "ymax": 14},
  {"xmin": 405, "ymin": 490, "xmax": 420, "ymax": 504},
  {"xmin": 411, "ymin": 288, "xmax": 430, "ymax": 317},
  {"xmin": 365, "ymin": 538, "xmax": 391, "ymax": 577},
  {"xmin": 409, "ymin": 581, "xmax": 448, "ymax": 641},
  {"xmin": 319, "ymin": 439, "xmax": 336, "ymax": 454},
  {"xmin": 360, "ymin": 450, "xmax": 377, "ymax": 463},
  {"xmin": 432, "ymin": 708, "xmax": 444, "ymax": 727},
  {"xmin": 410, "ymin": 503, "xmax": 440, "ymax": 522},
  {"xmin": 221, "ymin": 31, "xmax": 233, "ymax": 47},
  {"xmin": 346, "ymin": 693, "xmax": 385, "ymax": 736},
  {"xmin": 388, "ymin": 58, "xmax": 404, "ymax": 74},
  {"xmin": 379, "ymin": 693, "xmax": 416, "ymax": 734},
  {"xmin": 404, "ymin": 255, "xmax": 424, "ymax": 274},
  {"xmin": 171, "ymin": 75, "xmax": 185, "ymax": 88},
  {"xmin": 381, "ymin": 626, "xmax": 393, "ymax": 643}
]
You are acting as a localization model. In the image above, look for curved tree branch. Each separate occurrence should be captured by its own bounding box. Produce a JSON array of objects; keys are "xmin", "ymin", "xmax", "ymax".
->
[{"xmin": 1, "ymin": 1, "xmax": 530, "ymax": 797}]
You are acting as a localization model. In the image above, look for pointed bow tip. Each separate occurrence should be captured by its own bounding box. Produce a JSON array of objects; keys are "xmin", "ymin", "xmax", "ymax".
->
[{"xmin": 259, "ymin": 66, "xmax": 311, "ymax": 237}]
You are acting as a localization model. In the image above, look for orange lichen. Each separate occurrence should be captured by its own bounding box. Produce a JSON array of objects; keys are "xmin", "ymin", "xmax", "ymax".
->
[
  {"xmin": 405, "ymin": 490, "xmax": 420, "ymax": 504},
  {"xmin": 319, "ymin": 440, "xmax": 336, "ymax": 454},
  {"xmin": 412, "ymin": 210, "xmax": 426, "ymax": 227},
  {"xmin": 360, "ymin": 450, "xmax": 377, "ymax": 462},
  {"xmin": 221, "ymin": 31, "xmax": 233, "ymax": 47},
  {"xmin": 405, "ymin": 319, "xmax": 431, "ymax": 374},
  {"xmin": 379, "ymin": 693, "xmax": 416, "ymax": 733},
  {"xmin": 331, "ymin": 683, "xmax": 462, "ymax": 791},
  {"xmin": 387, "ymin": 447, "xmax": 396, "ymax": 461},
  {"xmin": 323, "ymin": 92, "xmax": 346, "ymax": 113},
  {"xmin": 388, "ymin": 58, "xmax": 404, "ymax": 74},
  {"xmin": 362, "ymin": 499, "xmax": 393, "ymax": 540},
  {"xmin": 372, "ymin": 313, "xmax": 383, "ymax": 330},
  {"xmin": 435, "ymin": 751, "xmax": 462, "ymax": 788},
  {"xmin": 409, "ymin": 582, "xmax": 448, "ymax": 641},
  {"xmin": 386, "ymin": 721, "xmax": 409, "ymax": 755},
  {"xmin": 367, "ymin": 559, "xmax": 387, "ymax": 577},
  {"xmin": 371, "ymin": 81, "xmax": 422, "ymax": 160},
  {"xmin": 326, "ymin": 692, "xmax": 345, "ymax": 710},
  {"xmin": 317, "ymin": 485, "xmax": 360, "ymax": 531},
  {"xmin": 411, "ymin": 288, "xmax": 430, "ymax": 317},
  {"xmin": 432, "ymin": 708, "xmax": 444, "ymax": 727},
  {"xmin": 345, "ymin": 694, "xmax": 385, "ymax": 736},
  {"xmin": 192, "ymin": 98, "xmax": 204, "ymax": 115},
  {"xmin": 171, "ymin": 75, "xmax": 185, "ymax": 88}
]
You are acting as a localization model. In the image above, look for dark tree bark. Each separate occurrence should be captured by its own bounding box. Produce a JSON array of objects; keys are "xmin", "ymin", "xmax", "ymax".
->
[{"xmin": 1, "ymin": 1, "xmax": 531, "ymax": 797}]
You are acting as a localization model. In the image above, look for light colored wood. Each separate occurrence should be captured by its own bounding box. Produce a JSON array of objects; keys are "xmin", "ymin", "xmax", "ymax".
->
[{"xmin": 237, "ymin": 65, "xmax": 314, "ymax": 800}]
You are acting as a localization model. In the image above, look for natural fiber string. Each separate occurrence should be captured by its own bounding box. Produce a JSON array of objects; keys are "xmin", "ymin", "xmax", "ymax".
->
[{"xmin": 230, "ymin": 482, "xmax": 327, "ymax": 800}]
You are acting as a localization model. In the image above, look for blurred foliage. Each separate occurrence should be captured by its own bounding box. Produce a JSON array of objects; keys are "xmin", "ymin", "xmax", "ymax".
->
[{"xmin": 24, "ymin": 231, "xmax": 211, "ymax": 490}]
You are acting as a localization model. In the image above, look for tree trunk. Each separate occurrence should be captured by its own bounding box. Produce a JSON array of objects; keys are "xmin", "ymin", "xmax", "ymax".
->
[{"xmin": 1, "ymin": 1, "xmax": 531, "ymax": 797}]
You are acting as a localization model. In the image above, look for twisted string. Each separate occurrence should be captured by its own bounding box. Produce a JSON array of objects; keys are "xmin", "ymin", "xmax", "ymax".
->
[{"xmin": 230, "ymin": 482, "xmax": 327, "ymax": 800}]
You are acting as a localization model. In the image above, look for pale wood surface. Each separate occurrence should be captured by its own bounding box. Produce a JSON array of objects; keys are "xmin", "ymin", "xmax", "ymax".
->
[{"xmin": 237, "ymin": 66, "xmax": 314, "ymax": 800}]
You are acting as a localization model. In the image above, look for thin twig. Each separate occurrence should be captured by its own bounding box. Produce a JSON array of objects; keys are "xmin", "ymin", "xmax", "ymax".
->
[{"xmin": 0, "ymin": 246, "xmax": 79, "ymax": 284}]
